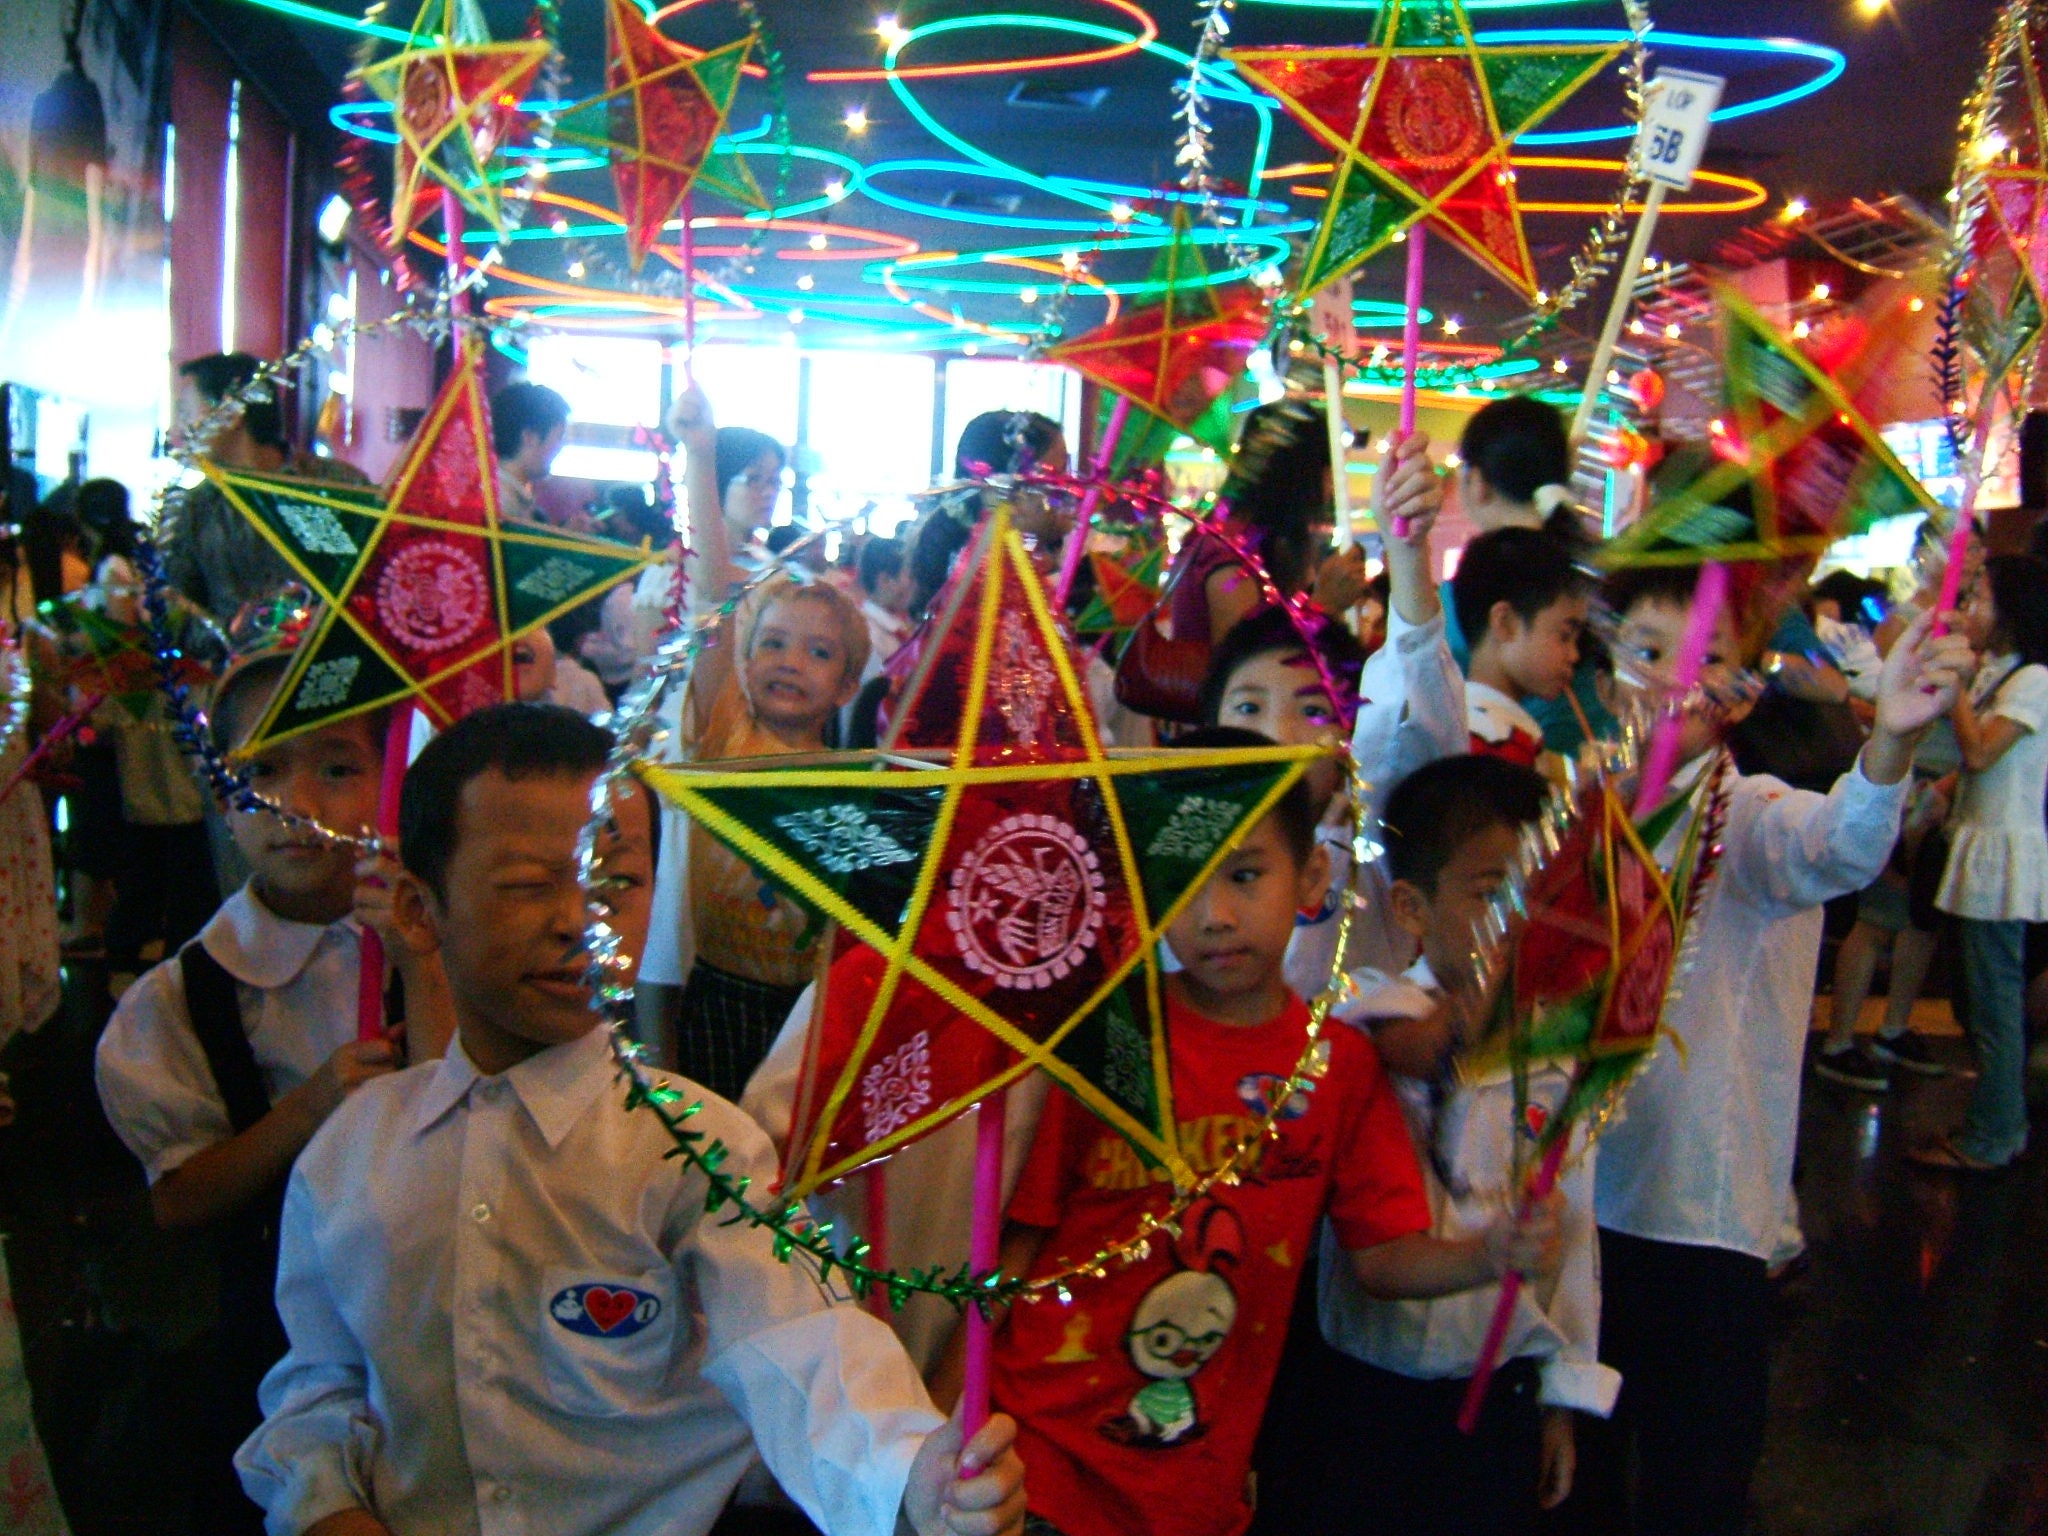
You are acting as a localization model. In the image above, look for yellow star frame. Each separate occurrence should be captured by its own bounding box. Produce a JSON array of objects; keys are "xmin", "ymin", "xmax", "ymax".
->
[{"xmin": 641, "ymin": 511, "xmax": 1323, "ymax": 1194}]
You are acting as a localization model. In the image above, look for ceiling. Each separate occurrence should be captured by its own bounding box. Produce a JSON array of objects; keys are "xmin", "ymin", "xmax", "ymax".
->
[{"xmin": 214, "ymin": 0, "xmax": 2009, "ymax": 356}]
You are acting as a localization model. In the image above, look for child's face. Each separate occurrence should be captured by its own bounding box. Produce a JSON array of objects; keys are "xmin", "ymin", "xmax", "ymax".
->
[
  {"xmin": 724, "ymin": 453, "xmax": 784, "ymax": 537},
  {"xmin": 230, "ymin": 720, "xmax": 383, "ymax": 909},
  {"xmin": 1165, "ymin": 815, "xmax": 1329, "ymax": 1009},
  {"xmin": 1491, "ymin": 592, "xmax": 1587, "ymax": 703},
  {"xmin": 1215, "ymin": 648, "xmax": 1344, "ymax": 802},
  {"xmin": 1392, "ymin": 822, "xmax": 1523, "ymax": 992},
  {"xmin": 746, "ymin": 595, "xmax": 859, "ymax": 737},
  {"xmin": 1615, "ymin": 595, "xmax": 1752, "ymax": 763},
  {"xmin": 1961, "ymin": 576, "xmax": 1997, "ymax": 652},
  {"xmin": 420, "ymin": 769, "xmax": 654, "ymax": 1054}
]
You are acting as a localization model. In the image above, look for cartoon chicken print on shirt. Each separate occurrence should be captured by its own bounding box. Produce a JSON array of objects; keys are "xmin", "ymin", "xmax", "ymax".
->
[{"xmin": 1103, "ymin": 1204, "xmax": 1244, "ymax": 1447}]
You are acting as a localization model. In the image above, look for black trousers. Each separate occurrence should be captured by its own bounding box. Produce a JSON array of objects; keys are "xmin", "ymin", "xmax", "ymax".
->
[
  {"xmin": 106, "ymin": 821, "xmax": 217, "ymax": 971},
  {"xmin": 1569, "ymin": 1229, "xmax": 1771, "ymax": 1536},
  {"xmin": 1253, "ymin": 1278, "xmax": 1545, "ymax": 1536}
]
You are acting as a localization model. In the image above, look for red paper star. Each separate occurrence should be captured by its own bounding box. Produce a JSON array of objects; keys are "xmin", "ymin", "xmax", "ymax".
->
[
  {"xmin": 552, "ymin": 0, "xmax": 764, "ymax": 270},
  {"xmin": 1045, "ymin": 205, "xmax": 1268, "ymax": 434},
  {"xmin": 354, "ymin": 0, "xmax": 551, "ymax": 248},
  {"xmin": 201, "ymin": 341, "xmax": 655, "ymax": 749},
  {"xmin": 1228, "ymin": 0, "xmax": 1622, "ymax": 297}
]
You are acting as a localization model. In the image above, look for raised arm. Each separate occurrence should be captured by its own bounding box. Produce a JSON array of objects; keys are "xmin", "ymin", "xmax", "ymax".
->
[{"xmin": 664, "ymin": 382, "xmax": 741, "ymax": 737}]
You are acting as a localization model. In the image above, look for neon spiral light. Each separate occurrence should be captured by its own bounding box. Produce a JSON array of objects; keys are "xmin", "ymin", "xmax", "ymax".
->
[{"xmin": 810, "ymin": 0, "xmax": 1161, "ymax": 81}]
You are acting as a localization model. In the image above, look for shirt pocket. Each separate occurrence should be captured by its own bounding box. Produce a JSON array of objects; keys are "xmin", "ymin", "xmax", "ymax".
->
[{"xmin": 539, "ymin": 1264, "xmax": 680, "ymax": 1418}]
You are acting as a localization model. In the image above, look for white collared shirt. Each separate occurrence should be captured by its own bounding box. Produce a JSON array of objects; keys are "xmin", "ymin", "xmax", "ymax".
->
[
  {"xmin": 1464, "ymin": 678, "xmax": 1545, "ymax": 752},
  {"xmin": 1318, "ymin": 961, "xmax": 1619, "ymax": 1414},
  {"xmin": 1287, "ymin": 605, "xmax": 1468, "ymax": 997},
  {"xmin": 1595, "ymin": 757, "xmax": 1908, "ymax": 1259},
  {"xmin": 237, "ymin": 1025, "xmax": 942, "ymax": 1536},
  {"xmin": 94, "ymin": 884, "xmax": 362, "ymax": 1182}
]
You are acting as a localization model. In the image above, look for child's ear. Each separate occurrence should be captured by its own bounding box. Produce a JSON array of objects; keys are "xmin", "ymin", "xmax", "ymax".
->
[
  {"xmin": 1296, "ymin": 842, "xmax": 1332, "ymax": 917},
  {"xmin": 832, "ymin": 665, "xmax": 863, "ymax": 711},
  {"xmin": 1488, "ymin": 599, "xmax": 1523, "ymax": 645},
  {"xmin": 1387, "ymin": 878, "xmax": 1432, "ymax": 943},
  {"xmin": 390, "ymin": 871, "xmax": 443, "ymax": 958}
]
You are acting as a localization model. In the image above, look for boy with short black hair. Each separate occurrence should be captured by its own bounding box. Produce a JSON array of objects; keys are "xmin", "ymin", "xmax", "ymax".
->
[
  {"xmin": 976, "ymin": 729, "xmax": 1562, "ymax": 1536},
  {"xmin": 1301, "ymin": 752, "xmax": 1610, "ymax": 1536},
  {"xmin": 1451, "ymin": 527, "xmax": 1590, "ymax": 768},
  {"xmin": 238, "ymin": 703, "xmax": 1026, "ymax": 1536},
  {"xmin": 1574, "ymin": 563, "xmax": 1974, "ymax": 1532},
  {"xmin": 95, "ymin": 654, "xmax": 422, "ymax": 1535}
]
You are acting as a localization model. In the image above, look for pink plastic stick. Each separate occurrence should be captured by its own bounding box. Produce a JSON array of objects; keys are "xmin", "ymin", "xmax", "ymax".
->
[
  {"xmin": 1631, "ymin": 560, "xmax": 1730, "ymax": 821},
  {"xmin": 1934, "ymin": 411, "xmax": 1997, "ymax": 632},
  {"xmin": 1391, "ymin": 231, "xmax": 1428, "ymax": 537},
  {"xmin": 1457, "ymin": 1135, "xmax": 1571, "ymax": 1435},
  {"xmin": 0, "ymin": 692, "xmax": 103, "ymax": 805},
  {"xmin": 1053, "ymin": 397, "xmax": 1131, "ymax": 607},
  {"xmin": 681, "ymin": 196, "xmax": 697, "ymax": 374},
  {"xmin": 357, "ymin": 703, "xmax": 415, "ymax": 1042},
  {"xmin": 441, "ymin": 189, "xmax": 469, "ymax": 318},
  {"xmin": 961, "ymin": 1090, "xmax": 1008, "ymax": 1440}
]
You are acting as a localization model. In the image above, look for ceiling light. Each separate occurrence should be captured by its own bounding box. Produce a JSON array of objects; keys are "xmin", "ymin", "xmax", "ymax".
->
[
  {"xmin": 1792, "ymin": 319, "xmax": 1812, "ymax": 338},
  {"xmin": 1664, "ymin": 322, "xmax": 1682, "ymax": 340},
  {"xmin": 843, "ymin": 105, "xmax": 869, "ymax": 134},
  {"xmin": 824, "ymin": 178, "xmax": 848, "ymax": 200},
  {"xmin": 809, "ymin": 232, "xmax": 829, "ymax": 250},
  {"xmin": 1811, "ymin": 282, "xmax": 1831, "ymax": 301},
  {"xmin": 1909, "ymin": 295, "xmax": 1927, "ymax": 312},
  {"xmin": 876, "ymin": 13, "xmax": 909, "ymax": 46},
  {"xmin": 1855, "ymin": 0, "xmax": 1890, "ymax": 16},
  {"xmin": 1781, "ymin": 197, "xmax": 1808, "ymax": 223},
  {"xmin": 316, "ymin": 193, "xmax": 351, "ymax": 245},
  {"xmin": 551, "ymin": 216, "xmax": 570, "ymax": 234},
  {"xmin": 1019, "ymin": 286, "xmax": 1040, "ymax": 304},
  {"xmin": 797, "ymin": 274, "xmax": 815, "ymax": 291},
  {"xmin": 1108, "ymin": 201, "xmax": 1133, "ymax": 223},
  {"xmin": 1442, "ymin": 316, "xmax": 1462, "ymax": 336},
  {"xmin": 1552, "ymin": 358, "xmax": 1569, "ymax": 374},
  {"xmin": 789, "ymin": 308, "xmax": 806, "ymax": 326},
  {"xmin": 566, "ymin": 259, "xmax": 585, "ymax": 279},
  {"xmin": 963, "ymin": 342, "xmax": 980, "ymax": 356}
]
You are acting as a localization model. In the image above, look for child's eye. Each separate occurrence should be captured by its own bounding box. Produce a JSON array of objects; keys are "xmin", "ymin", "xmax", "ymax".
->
[
  {"xmin": 1227, "ymin": 700, "xmax": 1263, "ymax": 718},
  {"xmin": 809, "ymin": 643, "xmax": 834, "ymax": 662},
  {"xmin": 1230, "ymin": 865, "xmax": 1264, "ymax": 884}
]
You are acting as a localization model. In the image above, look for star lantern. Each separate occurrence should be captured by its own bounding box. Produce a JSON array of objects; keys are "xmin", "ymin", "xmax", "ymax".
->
[
  {"xmin": 198, "ymin": 341, "xmax": 657, "ymax": 751},
  {"xmin": 551, "ymin": 0, "xmax": 765, "ymax": 270},
  {"xmin": 1601, "ymin": 283, "xmax": 1942, "ymax": 643},
  {"xmin": 1075, "ymin": 544, "xmax": 1166, "ymax": 636},
  {"xmin": 640, "ymin": 507, "xmax": 1322, "ymax": 1198},
  {"xmin": 352, "ymin": 0, "xmax": 552, "ymax": 250},
  {"xmin": 1227, "ymin": 0, "xmax": 1623, "ymax": 298},
  {"xmin": 1970, "ymin": 18, "xmax": 2048, "ymax": 355},
  {"xmin": 1045, "ymin": 205, "xmax": 1269, "ymax": 457}
]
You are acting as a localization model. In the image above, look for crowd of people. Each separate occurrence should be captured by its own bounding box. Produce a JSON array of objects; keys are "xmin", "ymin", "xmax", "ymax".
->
[{"xmin": 1, "ymin": 346, "xmax": 2045, "ymax": 1536}]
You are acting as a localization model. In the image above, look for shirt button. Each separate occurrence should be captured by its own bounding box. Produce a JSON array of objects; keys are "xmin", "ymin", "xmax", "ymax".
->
[{"xmin": 471, "ymin": 1202, "xmax": 491, "ymax": 1222}]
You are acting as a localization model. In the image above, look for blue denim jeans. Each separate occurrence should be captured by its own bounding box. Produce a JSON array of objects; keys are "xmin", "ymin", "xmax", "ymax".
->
[{"xmin": 1956, "ymin": 917, "xmax": 2030, "ymax": 1165}]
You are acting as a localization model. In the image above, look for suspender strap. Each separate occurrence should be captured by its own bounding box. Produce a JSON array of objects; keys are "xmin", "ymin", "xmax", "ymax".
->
[{"xmin": 178, "ymin": 943, "xmax": 273, "ymax": 1134}]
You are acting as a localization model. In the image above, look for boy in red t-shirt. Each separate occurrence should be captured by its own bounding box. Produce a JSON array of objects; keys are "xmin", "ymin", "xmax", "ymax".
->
[{"xmin": 949, "ymin": 729, "xmax": 1563, "ymax": 1536}]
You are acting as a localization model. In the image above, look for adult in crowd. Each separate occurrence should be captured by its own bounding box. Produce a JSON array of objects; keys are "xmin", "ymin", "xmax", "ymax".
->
[
  {"xmin": 490, "ymin": 381, "xmax": 572, "ymax": 526},
  {"xmin": 162, "ymin": 352, "xmax": 368, "ymax": 623},
  {"xmin": 715, "ymin": 425, "xmax": 789, "ymax": 550}
]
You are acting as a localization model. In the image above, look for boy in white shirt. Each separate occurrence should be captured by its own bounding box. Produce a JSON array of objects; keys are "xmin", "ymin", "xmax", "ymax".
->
[
  {"xmin": 1307, "ymin": 753, "xmax": 1612, "ymax": 1535},
  {"xmin": 1450, "ymin": 526, "xmax": 1589, "ymax": 772},
  {"xmin": 238, "ymin": 703, "xmax": 1025, "ymax": 1536},
  {"xmin": 1576, "ymin": 565, "xmax": 1972, "ymax": 1534},
  {"xmin": 95, "ymin": 653, "xmax": 432, "ymax": 1536}
]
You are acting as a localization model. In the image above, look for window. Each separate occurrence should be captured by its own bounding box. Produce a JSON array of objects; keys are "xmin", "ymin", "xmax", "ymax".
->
[
  {"xmin": 804, "ymin": 351, "xmax": 936, "ymax": 536},
  {"xmin": 941, "ymin": 359, "xmax": 1082, "ymax": 477},
  {"xmin": 688, "ymin": 343, "xmax": 801, "ymax": 446},
  {"xmin": 523, "ymin": 335, "xmax": 664, "ymax": 429}
]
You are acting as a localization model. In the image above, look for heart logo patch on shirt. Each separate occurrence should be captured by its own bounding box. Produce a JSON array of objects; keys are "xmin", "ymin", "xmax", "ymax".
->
[
  {"xmin": 551, "ymin": 1282, "xmax": 662, "ymax": 1338},
  {"xmin": 1524, "ymin": 1104, "xmax": 1550, "ymax": 1140}
]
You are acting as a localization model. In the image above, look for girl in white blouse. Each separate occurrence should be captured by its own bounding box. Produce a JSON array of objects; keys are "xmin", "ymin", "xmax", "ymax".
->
[{"xmin": 1916, "ymin": 555, "xmax": 2048, "ymax": 1171}]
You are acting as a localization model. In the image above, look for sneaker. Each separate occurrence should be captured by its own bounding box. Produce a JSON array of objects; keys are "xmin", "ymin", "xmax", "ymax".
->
[
  {"xmin": 1870, "ymin": 1031, "xmax": 1947, "ymax": 1077},
  {"xmin": 1814, "ymin": 1041, "xmax": 1891, "ymax": 1092}
]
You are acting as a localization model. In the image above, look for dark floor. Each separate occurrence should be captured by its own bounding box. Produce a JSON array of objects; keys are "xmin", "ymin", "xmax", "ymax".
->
[{"xmin": 9, "ymin": 961, "xmax": 2048, "ymax": 1535}]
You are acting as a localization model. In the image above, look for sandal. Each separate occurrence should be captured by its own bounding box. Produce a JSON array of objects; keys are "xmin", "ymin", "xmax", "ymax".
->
[{"xmin": 1905, "ymin": 1136, "xmax": 2008, "ymax": 1173}]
